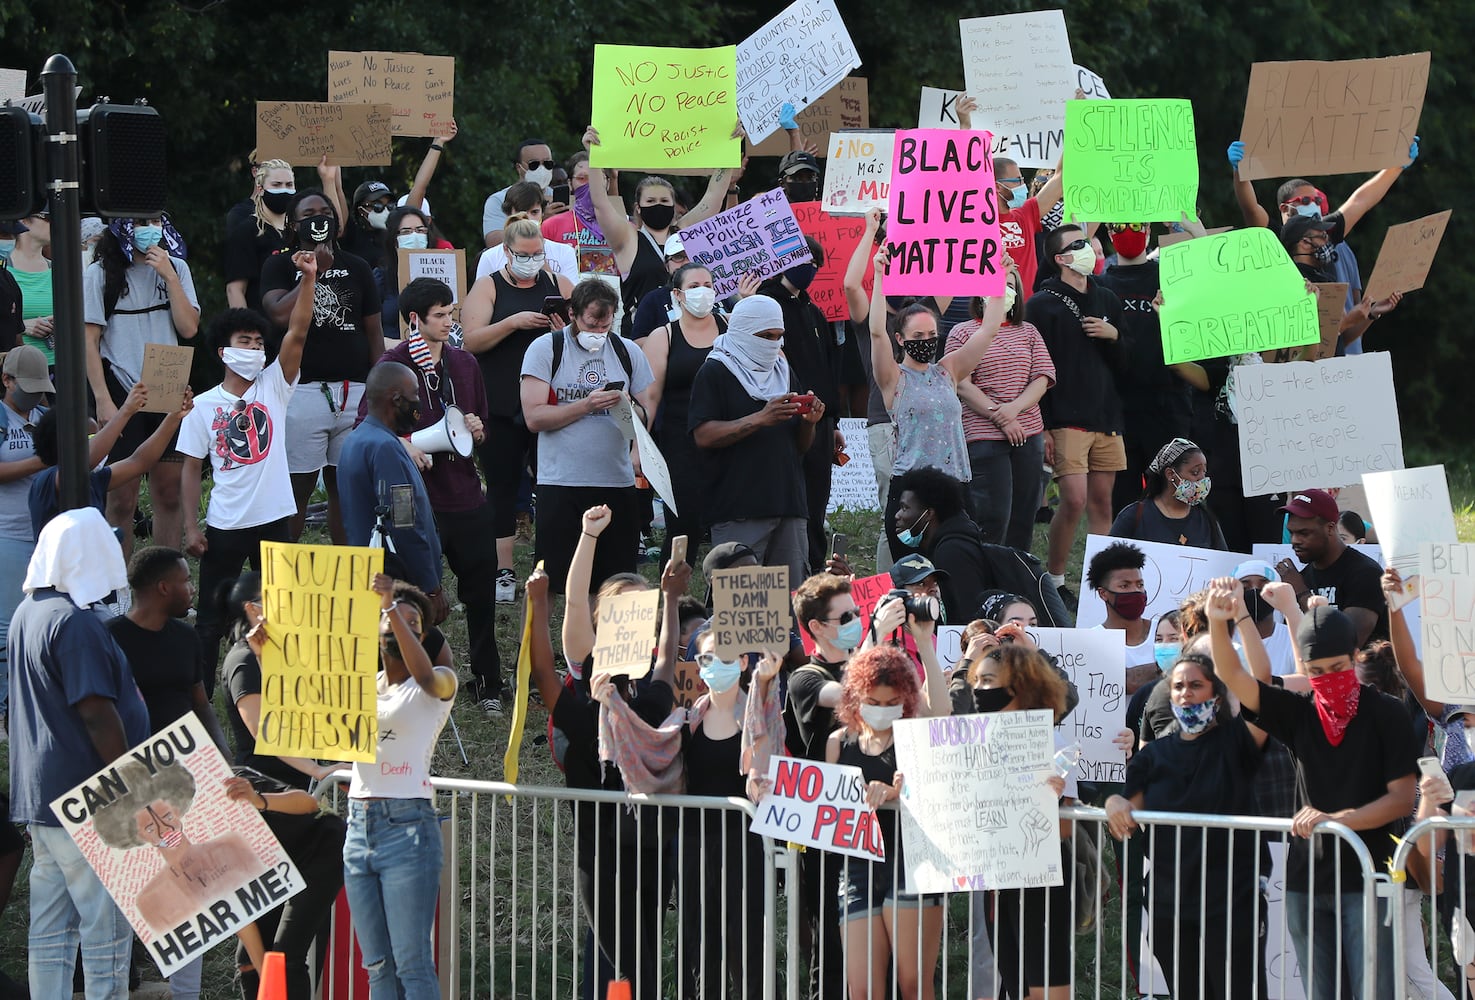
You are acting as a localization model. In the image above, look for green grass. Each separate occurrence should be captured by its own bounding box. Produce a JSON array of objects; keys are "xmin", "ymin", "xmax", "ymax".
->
[{"xmin": 3, "ymin": 451, "xmax": 1474, "ymax": 997}]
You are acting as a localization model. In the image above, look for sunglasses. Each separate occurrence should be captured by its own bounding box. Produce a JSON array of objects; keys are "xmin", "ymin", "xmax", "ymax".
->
[
  {"xmin": 825, "ymin": 610, "xmax": 860, "ymax": 625},
  {"xmin": 524, "ymin": 159, "xmax": 557, "ymax": 170},
  {"xmin": 231, "ymin": 400, "xmax": 253, "ymax": 434},
  {"xmin": 1058, "ymin": 238, "xmax": 1090, "ymax": 254},
  {"xmin": 1109, "ymin": 223, "xmax": 1147, "ymax": 233}
]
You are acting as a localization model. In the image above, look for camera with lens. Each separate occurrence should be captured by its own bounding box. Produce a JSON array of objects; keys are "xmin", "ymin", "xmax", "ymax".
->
[{"xmin": 885, "ymin": 588, "xmax": 940, "ymax": 623}]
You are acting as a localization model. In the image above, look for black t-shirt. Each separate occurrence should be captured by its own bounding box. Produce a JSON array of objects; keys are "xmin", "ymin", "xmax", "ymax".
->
[
  {"xmin": 1302, "ymin": 545, "xmax": 1388, "ymax": 641},
  {"xmin": 687, "ymin": 362, "xmax": 808, "ymax": 522},
  {"xmin": 106, "ymin": 616, "xmax": 203, "ymax": 735},
  {"xmin": 758, "ymin": 282, "xmax": 842, "ymax": 414},
  {"xmin": 1110, "ymin": 500, "xmax": 1226, "ymax": 550},
  {"xmin": 222, "ymin": 639, "xmax": 312, "ymax": 789},
  {"xmin": 259, "ymin": 247, "xmax": 381, "ymax": 382},
  {"xmin": 785, "ymin": 659, "xmax": 844, "ymax": 760},
  {"xmin": 233, "ymin": 766, "xmax": 347, "ymax": 866},
  {"xmin": 223, "ymin": 214, "xmax": 289, "ymax": 317},
  {"xmin": 1242, "ymin": 680, "xmax": 1416, "ymax": 892},
  {"xmin": 1123, "ymin": 715, "xmax": 1266, "ymax": 909}
]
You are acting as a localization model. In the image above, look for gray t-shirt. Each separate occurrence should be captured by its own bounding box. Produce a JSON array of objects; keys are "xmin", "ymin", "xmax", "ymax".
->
[
  {"xmin": 83, "ymin": 257, "xmax": 200, "ymax": 388},
  {"xmin": 481, "ymin": 184, "xmax": 512, "ymax": 240},
  {"xmin": 520, "ymin": 329, "xmax": 654, "ymax": 488},
  {"xmin": 0, "ymin": 401, "xmax": 43, "ymax": 541}
]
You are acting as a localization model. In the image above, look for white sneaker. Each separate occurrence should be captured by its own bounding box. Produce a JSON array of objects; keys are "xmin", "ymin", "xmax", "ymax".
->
[
  {"xmin": 495, "ymin": 571, "xmax": 516, "ymax": 604},
  {"xmin": 479, "ymin": 698, "xmax": 504, "ymax": 716}
]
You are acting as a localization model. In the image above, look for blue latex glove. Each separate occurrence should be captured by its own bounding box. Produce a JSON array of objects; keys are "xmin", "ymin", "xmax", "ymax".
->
[
  {"xmin": 1405, "ymin": 135, "xmax": 1420, "ymax": 168},
  {"xmin": 779, "ymin": 102, "xmax": 799, "ymax": 131},
  {"xmin": 1227, "ymin": 140, "xmax": 1246, "ymax": 168}
]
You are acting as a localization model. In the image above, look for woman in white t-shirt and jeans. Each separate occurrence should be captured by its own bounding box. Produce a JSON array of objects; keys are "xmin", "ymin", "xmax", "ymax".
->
[{"xmin": 343, "ymin": 574, "xmax": 457, "ymax": 1000}]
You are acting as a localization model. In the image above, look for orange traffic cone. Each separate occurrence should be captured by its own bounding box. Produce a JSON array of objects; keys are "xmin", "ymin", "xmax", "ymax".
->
[
  {"xmin": 606, "ymin": 981, "xmax": 632, "ymax": 1000},
  {"xmin": 256, "ymin": 951, "xmax": 287, "ymax": 1000}
]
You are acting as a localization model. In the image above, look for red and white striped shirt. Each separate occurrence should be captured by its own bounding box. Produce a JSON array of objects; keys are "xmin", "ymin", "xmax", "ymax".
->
[{"xmin": 943, "ymin": 320, "xmax": 1056, "ymax": 443}]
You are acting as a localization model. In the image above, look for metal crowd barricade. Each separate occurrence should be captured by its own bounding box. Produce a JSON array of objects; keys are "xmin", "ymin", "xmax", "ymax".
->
[
  {"xmin": 1390, "ymin": 814, "xmax": 1475, "ymax": 1000},
  {"xmin": 310, "ymin": 779, "xmax": 1389, "ymax": 1000}
]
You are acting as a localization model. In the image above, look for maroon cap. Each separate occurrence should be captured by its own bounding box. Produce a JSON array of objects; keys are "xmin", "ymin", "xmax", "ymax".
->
[{"xmin": 1279, "ymin": 489, "xmax": 1339, "ymax": 522}]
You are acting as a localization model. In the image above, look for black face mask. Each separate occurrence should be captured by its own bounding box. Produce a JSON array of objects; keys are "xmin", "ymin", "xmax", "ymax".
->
[
  {"xmin": 261, "ymin": 190, "xmax": 294, "ymax": 215},
  {"xmin": 785, "ymin": 262, "xmax": 817, "ymax": 290},
  {"xmin": 973, "ymin": 686, "xmax": 1013, "ymax": 714},
  {"xmin": 785, "ymin": 180, "xmax": 819, "ymax": 202},
  {"xmin": 900, "ymin": 337, "xmax": 939, "ymax": 364},
  {"xmin": 297, "ymin": 215, "xmax": 335, "ymax": 250},
  {"xmin": 390, "ymin": 395, "xmax": 421, "ymax": 435},
  {"xmin": 638, "ymin": 204, "xmax": 675, "ymax": 231},
  {"xmin": 10, "ymin": 389, "xmax": 46, "ymax": 412},
  {"xmin": 1243, "ymin": 588, "xmax": 1275, "ymax": 622}
]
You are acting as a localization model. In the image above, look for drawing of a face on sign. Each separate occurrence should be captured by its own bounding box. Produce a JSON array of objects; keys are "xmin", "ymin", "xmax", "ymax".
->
[{"xmin": 92, "ymin": 761, "xmax": 261, "ymax": 932}]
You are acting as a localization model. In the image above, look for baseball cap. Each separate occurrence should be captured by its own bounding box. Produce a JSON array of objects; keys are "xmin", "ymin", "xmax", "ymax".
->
[
  {"xmin": 1232, "ymin": 559, "xmax": 1279, "ymax": 584},
  {"xmin": 664, "ymin": 234, "xmax": 686, "ymax": 259},
  {"xmin": 396, "ymin": 194, "xmax": 431, "ymax": 217},
  {"xmin": 702, "ymin": 541, "xmax": 757, "ymax": 581},
  {"xmin": 0, "ymin": 220, "xmax": 28, "ymax": 236},
  {"xmin": 779, "ymin": 151, "xmax": 821, "ymax": 177},
  {"xmin": 1279, "ymin": 489, "xmax": 1339, "ymax": 522},
  {"xmin": 352, "ymin": 181, "xmax": 393, "ymax": 207},
  {"xmin": 1296, "ymin": 605, "xmax": 1358, "ymax": 662},
  {"xmin": 3, "ymin": 344, "xmax": 56, "ymax": 394},
  {"xmin": 1280, "ymin": 214, "xmax": 1333, "ymax": 250},
  {"xmin": 889, "ymin": 553, "xmax": 948, "ymax": 587}
]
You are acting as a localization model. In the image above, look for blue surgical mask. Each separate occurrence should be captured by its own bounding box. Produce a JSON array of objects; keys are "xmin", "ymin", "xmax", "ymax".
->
[
  {"xmin": 1006, "ymin": 185, "xmax": 1027, "ymax": 211},
  {"xmin": 698, "ymin": 658, "xmax": 743, "ymax": 694},
  {"xmin": 0, "ymin": 239, "xmax": 13, "ymax": 263},
  {"xmin": 897, "ymin": 511, "xmax": 931, "ymax": 549},
  {"xmin": 397, "ymin": 232, "xmax": 429, "ymax": 250},
  {"xmin": 835, "ymin": 616, "xmax": 864, "ymax": 652},
  {"xmin": 1294, "ymin": 202, "xmax": 1322, "ymax": 219},
  {"xmin": 133, "ymin": 225, "xmax": 163, "ymax": 252},
  {"xmin": 1171, "ymin": 697, "xmax": 1218, "ymax": 735},
  {"xmin": 1154, "ymin": 642, "xmax": 1181, "ymax": 673}
]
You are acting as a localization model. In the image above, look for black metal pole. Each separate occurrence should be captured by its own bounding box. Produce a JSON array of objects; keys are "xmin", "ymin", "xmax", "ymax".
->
[{"xmin": 42, "ymin": 55, "xmax": 88, "ymax": 512}]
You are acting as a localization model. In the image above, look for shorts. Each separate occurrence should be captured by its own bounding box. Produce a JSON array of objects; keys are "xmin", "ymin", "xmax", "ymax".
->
[
  {"xmin": 1050, "ymin": 427, "xmax": 1126, "ymax": 477},
  {"xmin": 103, "ymin": 365, "xmax": 180, "ymax": 463},
  {"xmin": 286, "ymin": 380, "xmax": 365, "ymax": 474},
  {"xmin": 841, "ymin": 858, "xmax": 942, "ymax": 921}
]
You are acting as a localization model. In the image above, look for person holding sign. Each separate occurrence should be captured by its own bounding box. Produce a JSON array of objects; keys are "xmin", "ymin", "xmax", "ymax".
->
[
  {"xmin": 826, "ymin": 643, "xmax": 950, "ymax": 1000},
  {"xmin": 1279, "ymin": 214, "xmax": 1404, "ymax": 347},
  {"xmin": 1110, "ymin": 437, "xmax": 1227, "ymax": 550},
  {"xmin": 582, "ymin": 125, "xmax": 737, "ymax": 330},
  {"xmin": 342, "ymin": 573, "xmax": 456, "ymax": 1000},
  {"xmin": 868, "ymin": 244, "xmax": 1009, "ymax": 559}
]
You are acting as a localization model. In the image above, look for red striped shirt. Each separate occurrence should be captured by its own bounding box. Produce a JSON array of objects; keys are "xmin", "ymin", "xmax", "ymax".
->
[{"xmin": 943, "ymin": 320, "xmax": 1056, "ymax": 443}]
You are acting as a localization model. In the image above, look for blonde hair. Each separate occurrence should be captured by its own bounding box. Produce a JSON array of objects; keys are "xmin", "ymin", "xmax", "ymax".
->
[
  {"xmin": 502, "ymin": 217, "xmax": 543, "ymax": 249},
  {"xmin": 252, "ymin": 158, "xmax": 293, "ymax": 236}
]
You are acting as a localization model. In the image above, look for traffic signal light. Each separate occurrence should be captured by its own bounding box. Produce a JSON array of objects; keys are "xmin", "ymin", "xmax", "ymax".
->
[
  {"xmin": 0, "ymin": 106, "xmax": 44, "ymax": 219},
  {"xmin": 0, "ymin": 100, "xmax": 165, "ymax": 220}
]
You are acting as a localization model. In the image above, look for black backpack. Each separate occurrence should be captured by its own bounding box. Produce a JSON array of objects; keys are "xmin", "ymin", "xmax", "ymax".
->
[
  {"xmin": 930, "ymin": 521, "xmax": 1075, "ymax": 628},
  {"xmin": 0, "ymin": 262, "xmax": 23, "ymax": 353}
]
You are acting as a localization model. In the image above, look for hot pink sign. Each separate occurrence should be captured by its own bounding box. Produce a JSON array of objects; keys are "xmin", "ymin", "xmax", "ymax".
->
[{"xmin": 884, "ymin": 129, "xmax": 1005, "ymax": 297}]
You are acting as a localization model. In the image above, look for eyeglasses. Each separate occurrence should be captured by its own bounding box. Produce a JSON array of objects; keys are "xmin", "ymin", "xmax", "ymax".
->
[
  {"xmin": 524, "ymin": 159, "xmax": 557, "ymax": 170},
  {"xmin": 999, "ymin": 176, "xmax": 1025, "ymax": 187},
  {"xmin": 510, "ymin": 251, "xmax": 546, "ymax": 264},
  {"xmin": 397, "ymin": 226, "xmax": 429, "ymax": 235},
  {"xmin": 1058, "ymin": 239, "xmax": 1090, "ymax": 254},
  {"xmin": 824, "ymin": 610, "xmax": 860, "ymax": 625}
]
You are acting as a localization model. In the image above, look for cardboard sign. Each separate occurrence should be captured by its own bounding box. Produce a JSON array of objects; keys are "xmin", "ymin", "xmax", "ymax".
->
[
  {"xmin": 678, "ymin": 188, "xmax": 813, "ymax": 296},
  {"xmin": 1158, "ymin": 227, "xmax": 1319, "ymax": 365},
  {"xmin": 821, "ymin": 129, "xmax": 895, "ymax": 216},
  {"xmin": 1076, "ymin": 535, "xmax": 1251, "ymax": 630},
  {"xmin": 51, "ymin": 715, "xmax": 304, "ymax": 976},
  {"xmin": 396, "ymin": 248, "xmax": 466, "ymax": 336},
  {"xmin": 589, "ymin": 44, "xmax": 741, "ymax": 170},
  {"xmin": 959, "ymin": 11, "xmax": 1075, "ymax": 168},
  {"xmin": 883, "ymin": 129, "xmax": 1004, "ymax": 296},
  {"xmin": 591, "ymin": 588, "xmax": 662, "ymax": 678},
  {"xmin": 328, "ymin": 51, "xmax": 454, "ymax": 137},
  {"xmin": 1155, "ymin": 225, "xmax": 1232, "ymax": 249},
  {"xmin": 827, "ymin": 416, "xmax": 879, "ymax": 512},
  {"xmin": 1236, "ymin": 53, "xmax": 1430, "ymax": 181},
  {"xmin": 710, "ymin": 566, "xmax": 792, "ymax": 660},
  {"xmin": 791, "ymin": 202, "xmax": 871, "ymax": 321},
  {"xmin": 736, "ymin": 0, "xmax": 861, "ymax": 145},
  {"xmin": 1231, "ymin": 353, "xmax": 1404, "ymax": 496},
  {"xmin": 894, "ymin": 710, "xmax": 1063, "ymax": 892},
  {"xmin": 255, "ymin": 101, "xmax": 392, "ymax": 167},
  {"xmin": 749, "ymin": 757, "xmax": 886, "ymax": 861},
  {"xmin": 1363, "ymin": 466, "xmax": 1457, "ymax": 600},
  {"xmin": 256, "ymin": 542, "xmax": 383, "ymax": 762},
  {"xmin": 1062, "ymin": 99, "xmax": 1198, "ymax": 223},
  {"xmin": 1362, "ymin": 209, "xmax": 1453, "ymax": 303},
  {"xmin": 0, "ymin": 68, "xmax": 24, "ymax": 102},
  {"xmin": 672, "ymin": 660, "xmax": 708, "ymax": 711},
  {"xmin": 1419, "ymin": 544, "xmax": 1475, "ymax": 703},
  {"xmin": 750, "ymin": 76, "xmax": 868, "ymax": 157},
  {"xmin": 1309, "ymin": 282, "xmax": 1349, "ymax": 361},
  {"xmin": 137, "ymin": 343, "xmax": 194, "ymax": 414}
]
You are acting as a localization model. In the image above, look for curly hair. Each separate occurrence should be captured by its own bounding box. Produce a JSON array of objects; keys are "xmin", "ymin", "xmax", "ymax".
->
[
  {"xmin": 92, "ymin": 760, "xmax": 197, "ymax": 850},
  {"xmin": 974, "ymin": 645, "xmax": 1068, "ymax": 722},
  {"xmin": 1085, "ymin": 541, "xmax": 1145, "ymax": 592},
  {"xmin": 836, "ymin": 646, "xmax": 922, "ymax": 732}
]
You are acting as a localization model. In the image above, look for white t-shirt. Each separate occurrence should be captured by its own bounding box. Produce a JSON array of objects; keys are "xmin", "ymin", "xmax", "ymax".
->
[
  {"xmin": 475, "ymin": 240, "xmax": 579, "ymax": 281},
  {"xmin": 350, "ymin": 671, "xmax": 453, "ymax": 799},
  {"xmin": 1235, "ymin": 621, "xmax": 1297, "ymax": 677},
  {"xmin": 176, "ymin": 361, "xmax": 298, "ymax": 530}
]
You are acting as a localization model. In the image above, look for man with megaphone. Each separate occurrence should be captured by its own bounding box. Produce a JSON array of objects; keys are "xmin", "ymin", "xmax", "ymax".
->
[{"xmin": 351, "ymin": 277, "xmax": 507, "ymax": 715}]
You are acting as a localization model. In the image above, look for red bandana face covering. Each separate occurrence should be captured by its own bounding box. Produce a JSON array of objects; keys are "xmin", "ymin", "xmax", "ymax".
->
[{"xmin": 1307, "ymin": 668, "xmax": 1361, "ymax": 746}]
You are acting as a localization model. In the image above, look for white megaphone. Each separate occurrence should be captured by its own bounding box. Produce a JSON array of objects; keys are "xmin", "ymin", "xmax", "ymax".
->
[{"xmin": 409, "ymin": 405, "xmax": 473, "ymax": 458}]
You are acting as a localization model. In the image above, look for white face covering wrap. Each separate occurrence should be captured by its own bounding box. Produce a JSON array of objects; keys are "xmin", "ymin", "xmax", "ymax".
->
[{"xmin": 707, "ymin": 295, "xmax": 790, "ymax": 401}]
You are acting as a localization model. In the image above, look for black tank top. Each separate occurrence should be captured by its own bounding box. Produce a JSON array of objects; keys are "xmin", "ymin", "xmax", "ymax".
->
[
  {"xmin": 657, "ymin": 316, "xmax": 720, "ymax": 444},
  {"xmin": 684, "ymin": 723, "xmax": 744, "ymax": 798},
  {"xmin": 481, "ymin": 269, "xmax": 559, "ymax": 418},
  {"xmin": 838, "ymin": 732, "xmax": 899, "ymax": 859},
  {"xmin": 621, "ymin": 229, "xmax": 668, "ymax": 329}
]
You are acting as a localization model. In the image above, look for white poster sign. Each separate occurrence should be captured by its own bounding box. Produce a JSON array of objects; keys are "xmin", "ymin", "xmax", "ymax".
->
[
  {"xmin": 0, "ymin": 68, "xmax": 25, "ymax": 103},
  {"xmin": 736, "ymin": 0, "xmax": 861, "ymax": 144},
  {"xmin": 893, "ymin": 710, "xmax": 1063, "ymax": 892},
  {"xmin": 749, "ymin": 756, "xmax": 885, "ymax": 861},
  {"xmin": 959, "ymin": 11, "xmax": 1076, "ymax": 167},
  {"xmin": 1419, "ymin": 543, "xmax": 1475, "ymax": 703},
  {"xmin": 632, "ymin": 414, "xmax": 678, "ymax": 516},
  {"xmin": 1231, "ymin": 353, "xmax": 1404, "ymax": 497},
  {"xmin": 916, "ymin": 87, "xmax": 1009, "ymax": 154},
  {"xmin": 1076, "ymin": 535, "xmax": 1249, "ymax": 630},
  {"xmin": 827, "ymin": 417, "xmax": 878, "ymax": 512},
  {"xmin": 820, "ymin": 129, "xmax": 895, "ymax": 216},
  {"xmin": 1363, "ymin": 466, "xmax": 1456, "ymax": 604}
]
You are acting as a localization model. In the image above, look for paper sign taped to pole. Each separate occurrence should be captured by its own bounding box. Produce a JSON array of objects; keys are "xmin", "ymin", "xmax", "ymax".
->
[
  {"xmin": 737, "ymin": 0, "xmax": 861, "ymax": 145},
  {"xmin": 1362, "ymin": 209, "xmax": 1453, "ymax": 303},
  {"xmin": 749, "ymin": 756, "xmax": 886, "ymax": 861}
]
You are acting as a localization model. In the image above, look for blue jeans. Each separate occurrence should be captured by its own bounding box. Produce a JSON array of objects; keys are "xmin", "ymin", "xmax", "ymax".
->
[
  {"xmin": 343, "ymin": 798, "xmax": 443, "ymax": 1000},
  {"xmin": 0, "ymin": 535, "xmax": 36, "ymax": 716},
  {"xmin": 1286, "ymin": 889, "xmax": 1393, "ymax": 1000},
  {"xmin": 27, "ymin": 823, "xmax": 132, "ymax": 1000}
]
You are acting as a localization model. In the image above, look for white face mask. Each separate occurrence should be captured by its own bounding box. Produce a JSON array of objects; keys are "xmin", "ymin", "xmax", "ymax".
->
[
  {"xmin": 508, "ymin": 255, "xmax": 543, "ymax": 280},
  {"xmin": 1063, "ymin": 245, "xmax": 1096, "ymax": 276},
  {"xmin": 859, "ymin": 703, "xmax": 905, "ymax": 731},
  {"xmin": 525, "ymin": 166, "xmax": 554, "ymax": 188},
  {"xmin": 222, "ymin": 347, "xmax": 265, "ymax": 381},
  {"xmin": 366, "ymin": 206, "xmax": 389, "ymax": 230},
  {"xmin": 680, "ymin": 286, "xmax": 716, "ymax": 317},
  {"xmin": 396, "ymin": 233, "xmax": 428, "ymax": 250},
  {"xmin": 576, "ymin": 332, "xmax": 607, "ymax": 353},
  {"xmin": 1003, "ymin": 284, "xmax": 1017, "ymax": 314}
]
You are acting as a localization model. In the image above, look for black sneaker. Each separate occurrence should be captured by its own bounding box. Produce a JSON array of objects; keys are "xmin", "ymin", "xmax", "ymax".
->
[{"xmin": 1034, "ymin": 505, "xmax": 1054, "ymax": 524}]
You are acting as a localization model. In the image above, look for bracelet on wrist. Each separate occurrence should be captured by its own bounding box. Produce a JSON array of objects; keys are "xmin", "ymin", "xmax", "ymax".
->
[
  {"xmin": 430, "ymin": 143, "xmax": 444, "ymax": 151},
  {"xmin": 1236, "ymin": 614, "xmax": 1252, "ymax": 625}
]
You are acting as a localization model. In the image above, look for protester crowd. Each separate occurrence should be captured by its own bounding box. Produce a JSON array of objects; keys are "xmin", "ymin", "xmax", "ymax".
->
[{"xmin": 0, "ymin": 46, "xmax": 1459, "ymax": 1000}]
